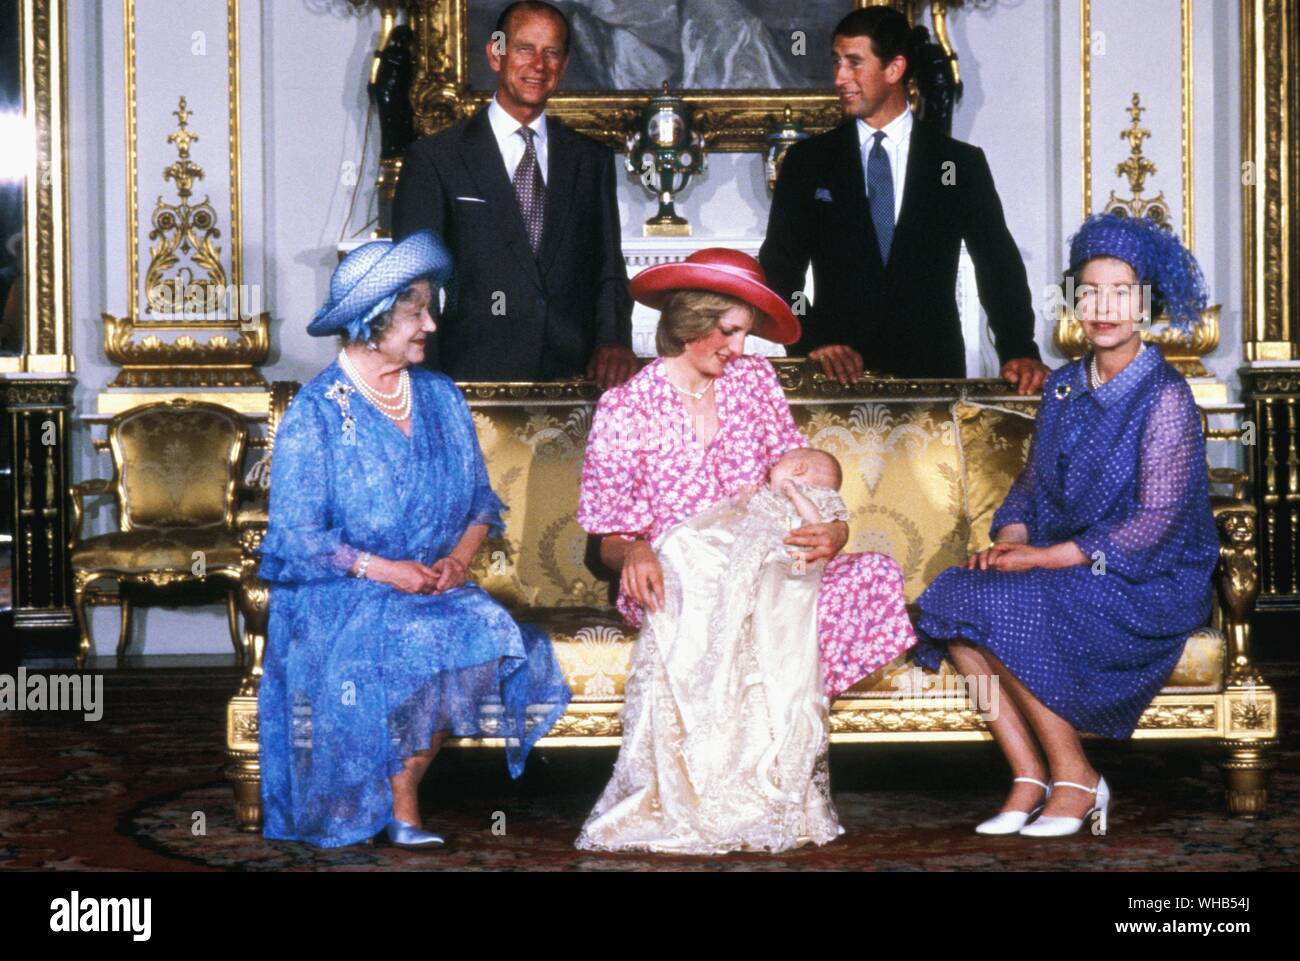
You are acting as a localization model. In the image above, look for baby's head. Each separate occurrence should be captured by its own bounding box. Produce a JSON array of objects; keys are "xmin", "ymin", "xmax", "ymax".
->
[{"xmin": 769, "ymin": 448, "xmax": 842, "ymax": 491}]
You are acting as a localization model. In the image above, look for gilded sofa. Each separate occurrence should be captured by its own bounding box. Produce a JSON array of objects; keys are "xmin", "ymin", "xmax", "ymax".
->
[{"xmin": 225, "ymin": 361, "xmax": 1277, "ymax": 830}]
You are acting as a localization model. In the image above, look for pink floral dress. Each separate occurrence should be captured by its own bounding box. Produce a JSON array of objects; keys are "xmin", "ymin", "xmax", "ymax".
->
[{"xmin": 577, "ymin": 355, "xmax": 917, "ymax": 698}]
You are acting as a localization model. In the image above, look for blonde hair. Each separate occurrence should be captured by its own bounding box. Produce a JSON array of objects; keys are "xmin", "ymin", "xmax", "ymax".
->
[{"xmin": 655, "ymin": 289, "xmax": 754, "ymax": 357}]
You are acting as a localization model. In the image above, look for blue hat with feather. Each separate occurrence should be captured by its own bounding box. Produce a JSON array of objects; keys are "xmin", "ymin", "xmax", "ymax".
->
[
  {"xmin": 307, "ymin": 229, "xmax": 453, "ymax": 340},
  {"xmin": 1067, "ymin": 213, "xmax": 1208, "ymax": 333}
]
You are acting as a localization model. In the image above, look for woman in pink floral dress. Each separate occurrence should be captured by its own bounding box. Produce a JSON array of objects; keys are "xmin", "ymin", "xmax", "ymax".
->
[{"xmin": 574, "ymin": 248, "xmax": 917, "ymax": 852}]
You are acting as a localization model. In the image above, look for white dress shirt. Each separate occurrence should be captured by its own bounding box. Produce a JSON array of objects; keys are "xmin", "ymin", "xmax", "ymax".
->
[
  {"xmin": 857, "ymin": 107, "xmax": 912, "ymax": 223},
  {"xmin": 487, "ymin": 95, "xmax": 549, "ymax": 185}
]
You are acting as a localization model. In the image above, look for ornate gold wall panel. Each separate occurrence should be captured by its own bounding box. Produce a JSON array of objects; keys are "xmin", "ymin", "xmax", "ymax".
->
[
  {"xmin": 1075, "ymin": 0, "xmax": 1221, "ymax": 397},
  {"xmin": 122, "ymin": 0, "xmax": 247, "ymax": 327},
  {"xmin": 1241, "ymin": 0, "xmax": 1298, "ymax": 359},
  {"xmin": 1081, "ymin": 0, "xmax": 1195, "ymax": 245},
  {"xmin": 103, "ymin": 0, "xmax": 269, "ymax": 402}
]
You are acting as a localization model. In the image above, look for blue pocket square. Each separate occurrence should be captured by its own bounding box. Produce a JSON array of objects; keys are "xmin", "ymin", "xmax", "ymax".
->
[{"xmin": 814, "ymin": 187, "xmax": 833, "ymax": 202}]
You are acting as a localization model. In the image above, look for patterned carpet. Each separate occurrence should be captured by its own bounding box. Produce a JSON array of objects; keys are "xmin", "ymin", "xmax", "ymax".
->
[{"xmin": 1, "ymin": 661, "xmax": 1297, "ymax": 872}]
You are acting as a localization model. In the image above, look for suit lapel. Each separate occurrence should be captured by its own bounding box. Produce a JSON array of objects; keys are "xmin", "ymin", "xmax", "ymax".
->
[
  {"xmin": 458, "ymin": 108, "xmax": 543, "ymax": 290},
  {"xmin": 537, "ymin": 116, "xmax": 577, "ymax": 280},
  {"xmin": 832, "ymin": 121, "xmax": 884, "ymax": 279},
  {"xmin": 887, "ymin": 117, "xmax": 934, "ymax": 277}
]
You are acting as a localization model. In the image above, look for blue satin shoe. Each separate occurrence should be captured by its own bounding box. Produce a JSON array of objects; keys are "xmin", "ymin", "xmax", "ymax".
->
[{"xmin": 383, "ymin": 817, "xmax": 446, "ymax": 848}]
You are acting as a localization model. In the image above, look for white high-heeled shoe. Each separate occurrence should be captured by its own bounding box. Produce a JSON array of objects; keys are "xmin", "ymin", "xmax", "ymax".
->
[
  {"xmin": 974, "ymin": 776, "xmax": 1051, "ymax": 835},
  {"xmin": 1019, "ymin": 775, "xmax": 1110, "ymax": 837},
  {"xmin": 382, "ymin": 816, "xmax": 446, "ymax": 848}
]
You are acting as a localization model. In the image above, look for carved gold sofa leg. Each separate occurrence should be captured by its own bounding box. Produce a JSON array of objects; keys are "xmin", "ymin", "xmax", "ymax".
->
[
  {"xmin": 226, "ymin": 527, "xmax": 269, "ymax": 833},
  {"xmin": 225, "ymin": 738, "xmax": 263, "ymax": 834},
  {"xmin": 1210, "ymin": 499, "xmax": 1275, "ymax": 818},
  {"xmin": 1218, "ymin": 739, "xmax": 1277, "ymax": 818}
]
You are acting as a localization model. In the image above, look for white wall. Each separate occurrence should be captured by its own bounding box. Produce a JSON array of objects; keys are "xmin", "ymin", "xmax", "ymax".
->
[{"xmin": 62, "ymin": 0, "xmax": 1247, "ymax": 656}]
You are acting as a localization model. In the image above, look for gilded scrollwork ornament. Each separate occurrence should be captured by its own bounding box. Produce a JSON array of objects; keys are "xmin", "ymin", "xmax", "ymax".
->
[{"xmin": 145, "ymin": 97, "xmax": 228, "ymax": 317}]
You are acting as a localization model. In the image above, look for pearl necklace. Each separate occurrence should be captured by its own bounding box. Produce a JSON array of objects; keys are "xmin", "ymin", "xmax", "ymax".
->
[
  {"xmin": 339, "ymin": 349, "xmax": 412, "ymax": 422},
  {"xmin": 662, "ymin": 365, "xmax": 714, "ymax": 401},
  {"xmin": 1090, "ymin": 340, "xmax": 1145, "ymax": 389}
]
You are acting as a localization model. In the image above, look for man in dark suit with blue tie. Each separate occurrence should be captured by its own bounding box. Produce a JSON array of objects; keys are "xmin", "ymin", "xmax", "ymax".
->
[
  {"xmin": 760, "ymin": 6, "xmax": 1050, "ymax": 393},
  {"xmin": 393, "ymin": 1, "xmax": 636, "ymax": 386}
]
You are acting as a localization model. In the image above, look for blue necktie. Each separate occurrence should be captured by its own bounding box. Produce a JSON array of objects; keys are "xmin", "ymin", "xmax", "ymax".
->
[{"xmin": 866, "ymin": 130, "xmax": 894, "ymax": 264}]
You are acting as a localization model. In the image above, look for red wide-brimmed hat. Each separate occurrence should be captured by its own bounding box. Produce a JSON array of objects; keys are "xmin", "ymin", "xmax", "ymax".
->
[{"xmin": 629, "ymin": 247, "xmax": 801, "ymax": 345}]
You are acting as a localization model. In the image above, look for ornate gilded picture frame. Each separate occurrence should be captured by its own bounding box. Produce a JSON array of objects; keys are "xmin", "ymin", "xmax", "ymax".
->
[{"xmin": 407, "ymin": 0, "xmax": 894, "ymax": 151}]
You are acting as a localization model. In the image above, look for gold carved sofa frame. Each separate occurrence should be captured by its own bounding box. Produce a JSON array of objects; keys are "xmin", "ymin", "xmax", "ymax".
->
[{"xmin": 225, "ymin": 361, "xmax": 1276, "ymax": 831}]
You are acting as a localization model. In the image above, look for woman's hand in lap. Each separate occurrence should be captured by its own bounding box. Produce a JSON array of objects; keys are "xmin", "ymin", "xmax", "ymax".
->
[
  {"xmin": 428, "ymin": 556, "xmax": 468, "ymax": 593},
  {"xmin": 965, "ymin": 527, "xmax": 1040, "ymax": 571},
  {"xmin": 622, "ymin": 541, "xmax": 665, "ymax": 613},
  {"xmin": 784, "ymin": 519, "xmax": 848, "ymax": 563},
  {"xmin": 977, "ymin": 542, "xmax": 1088, "ymax": 573},
  {"xmin": 965, "ymin": 541, "xmax": 1019, "ymax": 570},
  {"xmin": 367, "ymin": 557, "xmax": 440, "ymax": 593},
  {"xmin": 983, "ymin": 544, "xmax": 1044, "ymax": 572}
]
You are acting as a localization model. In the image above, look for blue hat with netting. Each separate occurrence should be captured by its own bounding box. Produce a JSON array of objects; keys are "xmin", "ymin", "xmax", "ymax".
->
[
  {"xmin": 1067, "ymin": 213, "xmax": 1208, "ymax": 333},
  {"xmin": 307, "ymin": 229, "xmax": 453, "ymax": 340}
]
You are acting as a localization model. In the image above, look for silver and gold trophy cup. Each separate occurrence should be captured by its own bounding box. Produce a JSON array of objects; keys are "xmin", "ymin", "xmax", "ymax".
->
[{"xmin": 626, "ymin": 82, "xmax": 707, "ymax": 236}]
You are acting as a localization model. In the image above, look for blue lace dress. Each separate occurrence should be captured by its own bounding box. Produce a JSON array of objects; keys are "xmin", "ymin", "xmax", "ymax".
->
[
  {"xmin": 257, "ymin": 361, "xmax": 571, "ymax": 848},
  {"xmin": 912, "ymin": 347, "xmax": 1219, "ymax": 738}
]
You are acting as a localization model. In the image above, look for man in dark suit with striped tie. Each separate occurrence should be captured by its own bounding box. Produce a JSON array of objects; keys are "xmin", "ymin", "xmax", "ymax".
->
[
  {"xmin": 760, "ymin": 6, "xmax": 1050, "ymax": 393},
  {"xmin": 393, "ymin": 1, "xmax": 636, "ymax": 386}
]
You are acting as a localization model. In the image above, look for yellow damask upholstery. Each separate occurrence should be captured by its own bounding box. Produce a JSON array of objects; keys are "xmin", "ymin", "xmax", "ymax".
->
[
  {"xmin": 71, "ymin": 527, "xmax": 243, "ymax": 573},
  {"xmin": 836, "ymin": 625, "xmax": 1224, "ymax": 697},
  {"xmin": 952, "ymin": 400, "xmax": 1038, "ymax": 553},
  {"xmin": 793, "ymin": 399, "xmax": 969, "ymax": 601},
  {"xmin": 71, "ymin": 399, "xmax": 248, "ymax": 667},
  {"xmin": 464, "ymin": 404, "xmax": 606, "ymax": 608},
  {"xmin": 514, "ymin": 606, "xmax": 633, "ymax": 701},
  {"xmin": 113, "ymin": 405, "xmax": 244, "ymax": 528}
]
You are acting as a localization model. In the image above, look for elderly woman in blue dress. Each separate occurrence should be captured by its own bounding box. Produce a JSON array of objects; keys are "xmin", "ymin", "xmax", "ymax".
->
[
  {"xmin": 913, "ymin": 214, "xmax": 1219, "ymax": 837},
  {"xmin": 257, "ymin": 230, "xmax": 570, "ymax": 849}
]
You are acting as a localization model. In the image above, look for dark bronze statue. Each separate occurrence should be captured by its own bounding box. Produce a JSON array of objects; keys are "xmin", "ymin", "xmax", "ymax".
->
[
  {"xmin": 914, "ymin": 28, "xmax": 962, "ymax": 135},
  {"xmin": 369, "ymin": 23, "xmax": 416, "ymax": 161}
]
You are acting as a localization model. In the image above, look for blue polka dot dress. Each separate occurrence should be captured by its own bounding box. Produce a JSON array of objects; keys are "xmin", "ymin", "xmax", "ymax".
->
[{"xmin": 912, "ymin": 347, "xmax": 1220, "ymax": 738}]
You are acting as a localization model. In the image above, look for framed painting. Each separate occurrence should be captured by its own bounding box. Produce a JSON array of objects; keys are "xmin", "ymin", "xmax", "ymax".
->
[{"xmin": 406, "ymin": 0, "xmax": 952, "ymax": 151}]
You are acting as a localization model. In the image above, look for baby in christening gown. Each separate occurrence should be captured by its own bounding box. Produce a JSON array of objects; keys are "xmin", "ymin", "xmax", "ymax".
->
[{"xmin": 576, "ymin": 448, "xmax": 849, "ymax": 854}]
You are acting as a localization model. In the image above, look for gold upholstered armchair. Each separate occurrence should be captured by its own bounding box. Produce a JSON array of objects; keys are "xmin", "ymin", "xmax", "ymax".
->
[{"xmin": 70, "ymin": 399, "xmax": 249, "ymax": 668}]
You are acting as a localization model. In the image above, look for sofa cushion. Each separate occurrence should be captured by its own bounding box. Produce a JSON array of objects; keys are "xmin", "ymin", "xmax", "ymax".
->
[
  {"xmin": 791, "ymin": 399, "xmax": 970, "ymax": 601},
  {"xmin": 514, "ymin": 607, "xmax": 1226, "ymax": 702},
  {"xmin": 951, "ymin": 400, "xmax": 1038, "ymax": 553},
  {"xmin": 72, "ymin": 527, "xmax": 243, "ymax": 575},
  {"xmin": 513, "ymin": 606, "xmax": 632, "ymax": 701},
  {"xmin": 1163, "ymin": 626, "xmax": 1226, "ymax": 691},
  {"xmin": 840, "ymin": 625, "xmax": 1225, "ymax": 697},
  {"xmin": 470, "ymin": 404, "xmax": 607, "ymax": 608}
]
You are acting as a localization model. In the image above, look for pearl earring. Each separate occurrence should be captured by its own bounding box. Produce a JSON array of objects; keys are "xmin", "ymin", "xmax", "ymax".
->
[{"xmin": 366, "ymin": 341, "xmax": 379, "ymax": 351}]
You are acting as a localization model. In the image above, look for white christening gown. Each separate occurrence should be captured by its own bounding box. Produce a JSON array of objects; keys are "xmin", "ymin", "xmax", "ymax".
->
[{"xmin": 576, "ymin": 483, "xmax": 848, "ymax": 854}]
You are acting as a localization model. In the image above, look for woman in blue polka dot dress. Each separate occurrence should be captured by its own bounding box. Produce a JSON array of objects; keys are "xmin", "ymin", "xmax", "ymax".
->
[{"xmin": 912, "ymin": 213, "xmax": 1219, "ymax": 837}]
